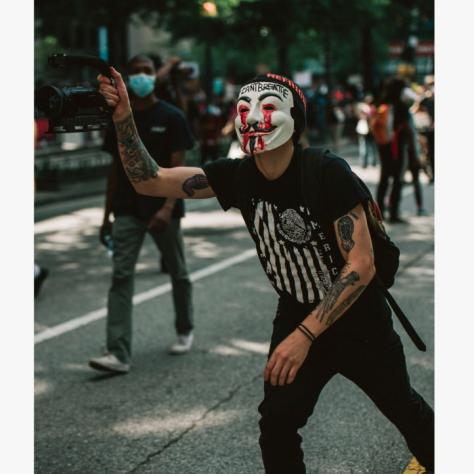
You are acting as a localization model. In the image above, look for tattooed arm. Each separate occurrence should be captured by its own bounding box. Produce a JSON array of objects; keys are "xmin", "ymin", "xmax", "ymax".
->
[
  {"xmin": 264, "ymin": 203, "xmax": 375, "ymax": 386},
  {"xmin": 97, "ymin": 67, "xmax": 215, "ymax": 200},
  {"xmin": 305, "ymin": 203, "xmax": 375, "ymax": 333}
]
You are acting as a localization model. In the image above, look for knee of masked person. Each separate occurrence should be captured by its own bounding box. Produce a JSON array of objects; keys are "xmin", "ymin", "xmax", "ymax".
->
[{"xmin": 259, "ymin": 403, "xmax": 308, "ymax": 432}]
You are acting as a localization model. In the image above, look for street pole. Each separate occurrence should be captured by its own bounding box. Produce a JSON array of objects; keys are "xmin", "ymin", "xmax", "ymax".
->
[
  {"xmin": 361, "ymin": 24, "xmax": 374, "ymax": 93},
  {"xmin": 204, "ymin": 38, "xmax": 213, "ymax": 104},
  {"xmin": 201, "ymin": 2, "xmax": 218, "ymax": 105}
]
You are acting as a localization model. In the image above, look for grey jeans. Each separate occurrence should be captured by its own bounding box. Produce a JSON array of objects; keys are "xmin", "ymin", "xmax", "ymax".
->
[{"xmin": 106, "ymin": 214, "xmax": 193, "ymax": 363}]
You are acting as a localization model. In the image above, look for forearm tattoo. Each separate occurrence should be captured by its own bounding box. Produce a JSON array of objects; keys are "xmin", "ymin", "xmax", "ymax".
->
[
  {"xmin": 325, "ymin": 284, "xmax": 367, "ymax": 326},
  {"xmin": 115, "ymin": 114, "xmax": 159, "ymax": 183},
  {"xmin": 182, "ymin": 174, "xmax": 209, "ymax": 197},
  {"xmin": 318, "ymin": 270, "xmax": 360, "ymax": 320},
  {"xmin": 338, "ymin": 215, "xmax": 355, "ymax": 252}
]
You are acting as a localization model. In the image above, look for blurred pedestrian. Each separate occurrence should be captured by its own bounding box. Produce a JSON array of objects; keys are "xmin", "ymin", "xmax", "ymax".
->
[
  {"xmin": 306, "ymin": 74, "xmax": 329, "ymax": 145},
  {"xmin": 420, "ymin": 76, "xmax": 435, "ymax": 183},
  {"xmin": 89, "ymin": 54, "xmax": 195, "ymax": 374},
  {"xmin": 355, "ymin": 94, "xmax": 377, "ymax": 168},
  {"xmin": 149, "ymin": 54, "xmax": 196, "ymax": 274},
  {"xmin": 405, "ymin": 94, "xmax": 428, "ymax": 216},
  {"xmin": 34, "ymin": 263, "xmax": 49, "ymax": 298},
  {"xmin": 149, "ymin": 54, "xmax": 188, "ymax": 113},
  {"xmin": 98, "ymin": 68, "xmax": 434, "ymax": 473},
  {"xmin": 371, "ymin": 77, "xmax": 413, "ymax": 223},
  {"xmin": 412, "ymin": 92, "xmax": 434, "ymax": 183},
  {"xmin": 221, "ymin": 100, "xmax": 245, "ymax": 159},
  {"xmin": 327, "ymin": 87, "xmax": 346, "ymax": 151},
  {"xmin": 197, "ymin": 98, "xmax": 226, "ymax": 165},
  {"xmin": 406, "ymin": 122, "xmax": 427, "ymax": 216}
]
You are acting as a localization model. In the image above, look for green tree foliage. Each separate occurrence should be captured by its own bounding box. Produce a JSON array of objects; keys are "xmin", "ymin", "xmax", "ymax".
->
[{"xmin": 35, "ymin": 0, "xmax": 433, "ymax": 88}]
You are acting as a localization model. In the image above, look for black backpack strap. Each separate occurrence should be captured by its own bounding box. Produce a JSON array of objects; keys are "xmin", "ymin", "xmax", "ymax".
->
[
  {"xmin": 375, "ymin": 276, "xmax": 427, "ymax": 351},
  {"xmin": 299, "ymin": 146, "xmax": 331, "ymax": 225},
  {"xmin": 235, "ymin": 156, "xmax": 256, "ymax": 227}
]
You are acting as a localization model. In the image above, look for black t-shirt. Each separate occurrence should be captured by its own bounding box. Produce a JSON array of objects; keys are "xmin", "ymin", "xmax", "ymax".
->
[
  {"xmin": 203, "ymin": 147, "xmax": 392, "ymax": 331},
  {"xmin": 104, "ymin": 100, "xmax": 194, "ymax": 221}
]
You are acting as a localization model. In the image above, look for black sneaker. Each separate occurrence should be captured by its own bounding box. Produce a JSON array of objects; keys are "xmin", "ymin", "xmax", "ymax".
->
[{"xmin": 34, "ymin": 268, "xmax": 49, "ymax": 298}]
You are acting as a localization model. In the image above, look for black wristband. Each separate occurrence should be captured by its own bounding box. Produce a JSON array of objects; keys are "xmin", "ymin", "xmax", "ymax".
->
[{"xmin": 297, "ymin": 323, "xmax": 315, "ymax": 343}]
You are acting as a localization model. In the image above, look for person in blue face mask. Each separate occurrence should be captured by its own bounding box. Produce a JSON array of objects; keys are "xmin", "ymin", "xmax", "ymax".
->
[
  {"xmin": 128, "ymin": 70, "xmax": 156, "ymax": 98},
  {"xmin": 89, "ymin": 54, "xmax": 196, "ymax": 374}
]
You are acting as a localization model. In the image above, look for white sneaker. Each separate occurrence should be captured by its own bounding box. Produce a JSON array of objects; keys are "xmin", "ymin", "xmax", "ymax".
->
[
  {"xmin": 88, "ymin": 353, "xmax": 130, "ymax": 373},
  {"xmin": 168, "ymin": 333, "xmax": 194, "ymax": 355}
]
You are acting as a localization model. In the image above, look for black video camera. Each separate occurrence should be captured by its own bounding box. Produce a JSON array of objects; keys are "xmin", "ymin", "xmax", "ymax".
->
[{"xmin": 36, "ymin": 54, "xmax": 113, "ymax": 133}]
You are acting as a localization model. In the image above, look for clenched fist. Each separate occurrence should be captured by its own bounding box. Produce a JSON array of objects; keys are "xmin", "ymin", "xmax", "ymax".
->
[{"xmin": 97, "ymin": 67, "xmax": 132, "ymax": 122}]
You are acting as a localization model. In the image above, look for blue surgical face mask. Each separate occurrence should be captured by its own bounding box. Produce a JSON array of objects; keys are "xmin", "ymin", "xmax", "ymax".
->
[{"xmin": 128, "ymin": 73, "xmax": 156, "ymax": 98}]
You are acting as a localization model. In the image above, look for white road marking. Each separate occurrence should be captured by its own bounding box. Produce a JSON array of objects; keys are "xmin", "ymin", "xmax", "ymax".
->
[{"xmin": 34, "ymin": 248, "xmax": 257, "ymax": 345}]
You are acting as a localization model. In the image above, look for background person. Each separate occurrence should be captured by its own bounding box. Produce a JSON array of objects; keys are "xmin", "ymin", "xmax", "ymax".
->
[
  {"xmin": 355, "ymin": 94, "xmax": 377, "ymax": 168},
  {"xmin": 89, "ymin": 54, "xmax": 195, "ymax": 374},
  {"xmin": 372, "ymin": 77, "xmax": 412, "ymax": 223}
]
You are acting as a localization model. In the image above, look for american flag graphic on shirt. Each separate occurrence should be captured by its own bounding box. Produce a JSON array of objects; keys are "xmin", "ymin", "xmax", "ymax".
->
[{"xmin": 249, "ymin": 198, "xmax": 341, "ymax": 304}]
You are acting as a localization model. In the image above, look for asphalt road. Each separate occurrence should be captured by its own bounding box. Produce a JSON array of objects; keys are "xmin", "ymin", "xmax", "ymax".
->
[{"xmin": 35, "ymin": 144, "xmax": 434, "ymax": 474}]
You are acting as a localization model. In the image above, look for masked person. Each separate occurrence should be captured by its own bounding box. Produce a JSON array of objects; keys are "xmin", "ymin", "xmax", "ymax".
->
[
  {"xmin": 98, "ymin": 68, "xmax": 434, "ymax": 473},
  {"xmin": 89, "ymin": 55, "xmax": 195, "ymax": 374}
]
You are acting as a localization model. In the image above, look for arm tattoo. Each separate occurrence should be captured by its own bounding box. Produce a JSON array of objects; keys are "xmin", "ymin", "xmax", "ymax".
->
[
  {"xmin": 182, "ymin": 174, "xmax": 209, "ymax": 197},
  {"xmin": 338, "ymin": 215, "xmax": 355, "ymax": 252},
  {"xmin": 325, "ymin": 285, "xmax": 367, "ymax": 326},
  {"xmin": 115, "ymin": 114, "xmax": 159, "ymax": 183},
  {"xmin": 318, "ymin": 270, "xmax": 360, "ymax": 319}
]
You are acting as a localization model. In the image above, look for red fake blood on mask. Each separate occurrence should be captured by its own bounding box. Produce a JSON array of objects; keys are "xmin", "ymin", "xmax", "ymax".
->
[
  {"xmin": 239, "ymin": 105, "xmax": 250, "ymax": 152},
  {"xmin": 262, "ymin": 106, "xmax": 274, "ymax": 130},
  {"xmin": 259, "ymin": 105, "xmax": 275, "ymax": 151},
  {"xmin": 242, "ymin": 134, "xmax": 250, "ymax": 153}
]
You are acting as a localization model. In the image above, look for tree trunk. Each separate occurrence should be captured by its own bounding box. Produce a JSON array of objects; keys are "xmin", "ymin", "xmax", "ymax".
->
[
  {"xmin": 108, "ymin": 15, "xmax": 128, "ymax": 69},
  {"xmin": 361, "ymin": 24, "xmax": 374, "ymax": 93},
  {"xmin": 323, "ymin": 32, "xmax": 333, "ymax": 89},
  {"xmin": 204, "ymin": 39, "xmax": 213, "ymax": 103},
  {"xmin": 276, "ymin": 41, "xmax": 289, "ymax": 75}
]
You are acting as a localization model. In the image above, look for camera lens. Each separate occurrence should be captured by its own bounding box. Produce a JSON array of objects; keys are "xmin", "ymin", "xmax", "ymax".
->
[
  {"xmin": 36, "ymin": 85, "xmax": 64, "ymax": 118},
  {"xmin": 48, "ymin": 94, "xmax": 62, "ymax": 111}
]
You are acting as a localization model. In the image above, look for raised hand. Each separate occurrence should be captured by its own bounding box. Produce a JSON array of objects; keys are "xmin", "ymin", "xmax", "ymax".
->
[
  {"xmin": 97, "ymin": 67, "xmax": 132, "ymax": 122},
  {"xmin": 148, "ymin": 207, "xmax": 172, "ymax": 233}
]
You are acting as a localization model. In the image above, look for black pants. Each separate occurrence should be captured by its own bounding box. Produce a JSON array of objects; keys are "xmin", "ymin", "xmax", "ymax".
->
[
  {"xmin": 376, "ymin": 143, "xmax": 406, "ymax": 219},
  {"xmin": 421, "ymin": 130, "xmax": 435, "ymax": 181},
  {"xmin": 407, "ymin": 146, "xmax": 424, "ymax": 211},
  {"xmin": 258, "ymin": 300, "xmax": 434, "ymax": 473}
]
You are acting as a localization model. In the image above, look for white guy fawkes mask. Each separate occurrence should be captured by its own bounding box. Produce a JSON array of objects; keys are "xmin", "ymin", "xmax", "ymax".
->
[{"xmin": 235, "ymin": 81, "xmax": 295, "ymax": 155}]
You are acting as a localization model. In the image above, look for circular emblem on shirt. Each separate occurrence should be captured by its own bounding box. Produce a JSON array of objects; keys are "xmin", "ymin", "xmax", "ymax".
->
[{"xmin": 276, "ymin": 208, "xmax": 312, "ymax": 244}]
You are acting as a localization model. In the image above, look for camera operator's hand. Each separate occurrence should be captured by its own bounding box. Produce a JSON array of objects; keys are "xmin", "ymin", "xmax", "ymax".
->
[
  {"xmin": 156, "ymin": 56, "xmax": 182, "ymax": 83},
  {"xmin": 98, "ymin": 67, "xmax": 131, "ymax": 122},
  {"xmin": 168, "ymin": 56, "xmax": 182, "ymax": 67}
]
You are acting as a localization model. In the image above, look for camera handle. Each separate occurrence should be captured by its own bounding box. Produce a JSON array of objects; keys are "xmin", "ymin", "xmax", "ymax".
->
[{"xmin": 48, "ymin": 54, "xmax": 113, "ymax": 81}]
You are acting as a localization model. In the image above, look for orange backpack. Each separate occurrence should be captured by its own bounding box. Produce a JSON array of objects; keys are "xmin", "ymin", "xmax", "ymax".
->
[{"xmin": 369, "ymin": 104, "xmax": 393, "ymax": 145}]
